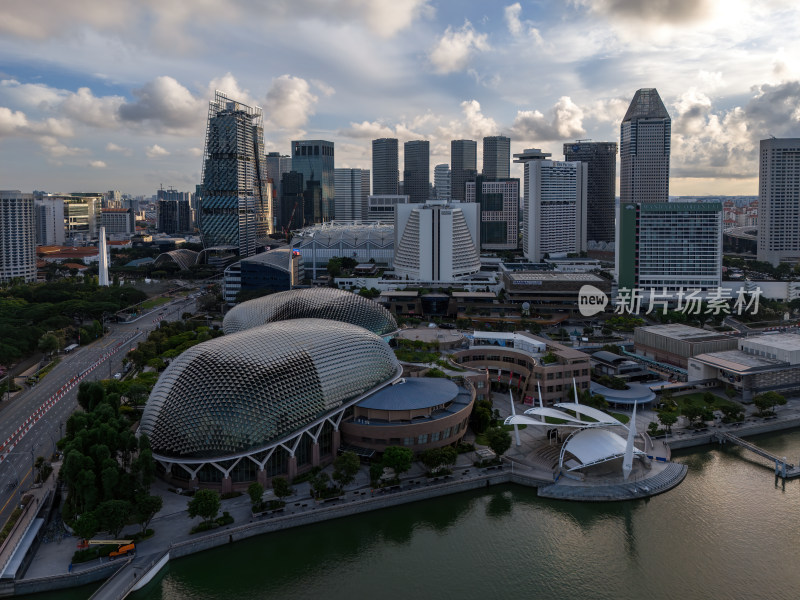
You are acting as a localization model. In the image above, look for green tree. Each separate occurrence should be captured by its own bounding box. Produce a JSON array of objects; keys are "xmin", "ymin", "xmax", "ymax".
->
[
  {"xmin": 754, "ymin": 391, "xmax": 786, "ymax": 415},
  {"xmin": 682, "ymin": 404, "xmax": 705, "ymax": 427},
  {"xmin": 73, "ymin": 512, "xmax": 99, "ymax": 541},
  {"xmin": 310, "ymin": 471, "xmax": 332, "ymax": 498},
  {"xmin": 333, "ymin": 451, "xmax": 361, "ymax": 487},
  {"xmin": 134, "ymin": 494, "xmax": 163, "ymax": 534},
  {"xmin": 247, "ymin": 482, "xmax": 264, "ymax": 511},
  {"xmin": 95, "ymin": 499, "xmax": 132, "ymax": 538},
  {"xmin": 369, "ymin": 462, "xmax": 385, "ymax": 485},
  {"xmin": 382, "ymin": 446, "xmax": 413, "ymax": 475},
  {"xmin": 272, "ymin": 476, "xmax": 293, "ymax": 500},
  {"xmin": 187, "ymin": 489, "xmax": 221, "ymax": 524},
  {"xmin": 647, "ymin": 421, "xmax": 659, "ymax": 436},
  {"xmin": 484, "ymin": 427, "xmax": 512, "ymax": 457},
  {"xmin": 38, "ymin": 332, "xmax": 60, "ymax": 357}
]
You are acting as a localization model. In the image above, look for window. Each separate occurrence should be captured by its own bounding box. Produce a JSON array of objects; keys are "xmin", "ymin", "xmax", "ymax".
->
[
  {"xmin": 546, "ymin": 386, "xmax": 553, "ymax": 393},
  {"xmin": 431, "ymin": 431, "xmax": 440, "ymax": 442},
  {"xmin": 418, "ymin": 434, "xmax": 429, "ymax": 444},
  {"xmin": 403, "ymin": 437, "xmax": 414, "ymax": 446}
]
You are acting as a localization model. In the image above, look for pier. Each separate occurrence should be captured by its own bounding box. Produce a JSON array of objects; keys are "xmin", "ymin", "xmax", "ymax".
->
[{"xmin": 714, "ymin": 431, "xmax": 800, "ymax": 478}]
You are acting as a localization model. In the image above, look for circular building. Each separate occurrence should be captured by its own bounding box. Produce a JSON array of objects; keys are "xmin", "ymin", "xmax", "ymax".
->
[
  {"xmin": 139, "ymin": 318, "xmax": 402, "ymax": 490},
  {"xmin": 222, "ymin": 287, "xmax": 397, "ymax": 336}
]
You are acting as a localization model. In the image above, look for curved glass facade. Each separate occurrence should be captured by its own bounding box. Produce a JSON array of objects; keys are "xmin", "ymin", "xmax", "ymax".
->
[
  {"xmin": 222, "ymin": 287, "xmax": 397, "ymax": 336},
  {"xmin": 140, "ymin": 319, "xmax": 400, "ymax": 459}
]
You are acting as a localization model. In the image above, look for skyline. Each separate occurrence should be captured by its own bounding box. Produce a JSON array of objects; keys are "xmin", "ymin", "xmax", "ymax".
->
[{"xmin": 1, "ymin": 0, "xmax": 799, "ymax": 196}]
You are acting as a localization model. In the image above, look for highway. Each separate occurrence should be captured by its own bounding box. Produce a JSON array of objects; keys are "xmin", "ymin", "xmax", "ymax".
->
[{"xmin": 0, "ymin": 291, "xmax": 200, "ymax": 528}]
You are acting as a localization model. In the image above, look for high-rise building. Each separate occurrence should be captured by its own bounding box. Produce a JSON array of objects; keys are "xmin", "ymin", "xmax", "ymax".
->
[
  {"xmin": 514, "ymin": 148, "xmax": 552, "ymax": 232},
  {"xmin": 372, "ymin": 138, "xmax": 399, "ymax": 195},
  {"xmin": 292, "ymin": 140, "xmax": 335, "ymax": 222},
  {"xmin": 279, "ymin": 171, "xmax": 305, "ymax": 232},
  {"xmin": 200, "ymin": 91, "xmax": 271, "ymax": 257},
  {"xmin": 466, "ymin": 176, "xmax": 520, "ymax": 250},
  {"xmin": 0, "ymin": 190, "xmax": 36, "ymax": 283},
  {"xmin": 434, "ymin": 164, "xmax": 451, "ymax": 202},
  {"xmin": 266, "ymin": 152, "xmax": 291, "ymax": 228},
  {"xmin": 101, "ymin": 208, "xmax": 135, "ymax": 236},
  {"xmin": 482, "ymin": 136, "xmax": 511, "ymax": 179},
  {"xmin": 620, "ymin": 88, "xmax": 671, "ymax": 203},
  {"xmin": 757, "ymin": 138, "xmax": 800, "ymax": 266},
  {"xmin": 364, "ymin": 195, "xmax": 411, "ymax": 225},
  {"xmin": 451, "ymin": 139, "xmax": 477, "ymax": 202},
  {"xmin": 334, "ymin": 168, "xmax": 371, "ymax": 221},
  {"xmin": 564, "ymin": 141, "xmax": 618, "ymax": 243},
  {"xmin": 63, "ymin": 195, "xmax": 99, "ymax": 244},
  {"xmin": 523, "ymin": 160, "xmax": 587, "ymax": 263},
  {"xmin": 34, "ymin": 196, "xmax": 65, "ymax": 246},
  {"xmin": 617, "ymin": 201, "xmax": 722, "ymax": 295},
  {"xmin": 394, "ymin": 201, "xmax": 481, "ymax": 281},
  {"xmin": 104, "ymin": 190, "xmax": 123, "ymax": 209},
  {"xmin": 403, "ymin": 140, "xmax": 430, "ymax": 204},
  {"xmin": 157, "ymin": 188, "xmax": 192, "ymax": 234}
]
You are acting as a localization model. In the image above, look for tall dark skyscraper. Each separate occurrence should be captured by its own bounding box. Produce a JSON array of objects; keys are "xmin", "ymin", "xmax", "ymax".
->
[
  {"xmin": 372, "ymin": 138, "xmax": 399, "ymax": 195},
  {"xmin": 564, "ymin": 141, "xmax": 618, "ymax": 243},
  {"xmin": 620, "ymin": 88, "xmax": 671, "ymax": 203},
  {"xmin": 482, "ymin": 136, "xmax": 510, "ymax": 179},
  {"xmin": 199, "ymin": 91, "xmax": 270, "ymax": 257},
  {"xmin": 451, "ymin": 139, "xmax": 477, "ymax": 202},
  {"xmin": 292, "ymin": 140, "xmax": 335, "ymax": 222},
  {"xmin": 403, "ymin": 140, "xmax": 430, "ymax": 204}
]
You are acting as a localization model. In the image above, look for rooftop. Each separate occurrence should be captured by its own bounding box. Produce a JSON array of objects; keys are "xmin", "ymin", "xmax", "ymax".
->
[
  {"xmin": 637, "ymin": 324, "xmax": 731, "ymax": 342},
  {"xmin": 507, "ymin": 272, "xmax": 605, "ymax": 283},
  {"xmin": 357, "ymin": 378, "xmax": 459, "ymax": 411},
  {"xmin": 692, "ymin": 350, "xmax": 786, "ymax": 374},
  {"xmin": 743, "ymin": 333, "xmax": 800, "ymax": 351}
]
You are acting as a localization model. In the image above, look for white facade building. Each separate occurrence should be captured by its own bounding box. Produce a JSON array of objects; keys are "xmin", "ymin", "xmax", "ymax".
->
[
  {"xmin": 334, "ymin": 168, "xmax": 371, "ymax": 222},
  {"xmin": 0, "ymin": 190, "xmax": 37, "ymax": 283},
  {"xmin": 34, "ymin": 196, "xmax": 66, "ymax": 246},
  {"xmin": 365, "ymin": 195, "xmax": 411, "ymax": 224},
  {"xmin": 434, "ymin": 164, "xmax": 451, "ymax": 202},
  {"xmin": 394, "ymin": 201, "xmax": 480, "ymax": 281},
  {"xmin": 757, "ymin": 138, "xmax": 800, "ymax": 266},
  {"xmin": 523, "ymin": 160, "xmax": 587, "ymax": 262}
]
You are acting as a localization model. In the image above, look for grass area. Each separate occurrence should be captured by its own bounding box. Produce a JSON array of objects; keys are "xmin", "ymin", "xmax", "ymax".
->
[
  {"xmin": 475, "ymin": 424, "xmax": 526, "ymax": 445},
  {"xmin": 139, "ymin": 296, "xmax": 171, "ymax": 310},
  {"xmin": 668, "ymin": 392, "xmax": 741, "ymax": 414},
  {"xmin": 0, "ymin": 507, "xmax": 23, "ymax": 546},
  {"xmin": 608, "ymin": 412, "xmax": 631, "ymax": 424},
  {"xmin": 35, "ymin": 358, "xmax": 60, "ymax": 381},
  {"xmin": 394, "ymin": 349, "xmax": 440, "ymax": 363}
]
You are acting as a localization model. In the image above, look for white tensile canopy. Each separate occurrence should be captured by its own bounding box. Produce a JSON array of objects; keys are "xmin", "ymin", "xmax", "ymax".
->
[{"xmin": 560, "ymin": 428, "xmax": 645, "ymax": 471}]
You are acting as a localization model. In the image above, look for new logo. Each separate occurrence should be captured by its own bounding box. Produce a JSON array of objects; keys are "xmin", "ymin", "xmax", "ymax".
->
[{"xmin": 578, "ymin": 285, "xmax": 608, "ymax": 317}]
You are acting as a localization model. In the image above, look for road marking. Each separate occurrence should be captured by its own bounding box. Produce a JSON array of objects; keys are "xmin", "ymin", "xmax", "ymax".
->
[{"xmin": 0, "ymin": 466, "xmax": 32, "ymax": 519}]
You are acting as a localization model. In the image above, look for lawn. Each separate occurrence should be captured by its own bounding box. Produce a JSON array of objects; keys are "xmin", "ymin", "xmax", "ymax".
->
[
  {"xmin": 139, "ymin": 296, "xmax": 171, "ymax": 310},
  {"xmin": 667, "ymin": 392, "xmax": 742, "ymax": 414},
  {"xmin": 394, "ymin": 349, "xmax": 440, "ymax": 363}
]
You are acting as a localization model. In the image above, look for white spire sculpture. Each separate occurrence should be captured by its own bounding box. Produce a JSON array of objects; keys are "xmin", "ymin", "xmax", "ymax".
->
[
  {"xmin": 622, "ymin": 401, "xmax": 637, "ymax": 481},
  {"xmin": 98, "ymin": 226, "xmax": 110, "ymax": 286}
]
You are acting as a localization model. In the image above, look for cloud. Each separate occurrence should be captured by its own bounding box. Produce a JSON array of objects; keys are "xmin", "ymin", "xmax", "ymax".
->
[
  {"xmin": 339, "ymin": 121, "xmax": 396, "ymax": 139},
  {"xmin": 145, "ymin": 144, "xmax": 170, "ymax": 158},
  {"xmin": 263, "ymin": 75, "xmax": 319, "ymax": 131},
  {"xmin": 187, "ymin": 147, "xmax": 203, "ymax": 157},
  {"xmin": 208, "ymin": 73, "xmax": 258, "ymax": 109},
  {"xmin": 0, "ymin": 107, "xmax": 30, "ymax": 136},
  {"xmin": 455, "ymin": 100, "xmax": 498, "ymax": 139},
  {"xmin": 504, "ymin": 3, "xmax": 544, "ymax": 44},
  {"xmin": 574, "ymin": 0, "xmax": 716, "ymax": 25},
  {"xmin": 39, "ymin": 136, "xmax": 89, "ymax": 158},
  {"xmin": 429, "ymin": 21, "xmax": 490, "ymax": 74},
  {"xmin": 106, "ymin": 142, "xmax": 132, "ymax": 156},
  {"xmin": 61, "ymin": 87, "xmax": 124, "ymax": 128},
  {"xmin": 89, "ymin": 160, "xmax": 106, "ymax": 168},
  {"xmin": 511, "ymin": 96, "xmax": 586, "ymax": 140},
  {"xmin": 118, "ymin": 76, "xmax": 205, "ymax": 133}
]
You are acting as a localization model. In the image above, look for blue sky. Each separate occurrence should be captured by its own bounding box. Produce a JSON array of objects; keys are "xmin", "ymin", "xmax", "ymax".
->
[{"xmin": 0, "ymin": 0, "xmax": 799, "ymax": 196}]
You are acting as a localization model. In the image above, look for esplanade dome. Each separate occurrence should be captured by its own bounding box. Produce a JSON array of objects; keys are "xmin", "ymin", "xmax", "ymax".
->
[
  {"xmin": 222, "ymin": 287, "xmax": 397, "ymax": 336},
  {"xmin": 139, "ymin": 319, "xmax": 401, "ymax": 459}
]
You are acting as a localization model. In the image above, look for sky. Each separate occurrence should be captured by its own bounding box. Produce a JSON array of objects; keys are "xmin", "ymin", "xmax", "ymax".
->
[{"xmin": 1, "ymin": 0, "xmax": 799, "ymax": 197}]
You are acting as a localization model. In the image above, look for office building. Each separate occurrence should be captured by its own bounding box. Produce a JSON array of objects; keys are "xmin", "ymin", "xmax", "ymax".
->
[
  {"xmin": 157, "ymin": 188, "xmax": 192, "ymax": 234},
  {"xmin": 451, "ymin": 139, "xmax": 477, "ymax": 202},
  {"xmin": 523, "ymin": 160, "xmax": 587, "ymax": 262},
  {"xmin": 101, "ymin": 208, "xmax": 135, "ymax": 236},
  {"xmin": 513, "ymin": 148, "xmax": 551, "ymax": 232},
  {"xmin": 757, "ymin": 138, "xmax": 800, "ymax": 266},
  {"xmin": 63, "ymin": 195, "xmax": 100, "ymax": 243},
  {"xmin": 564, "ymin": 141, "xmax": 617, "ymax": 243},
  {"xmin": 465, "ymin": 176, "xmax": 520, "ymax": 250},
  {"xmin": 266, "ymin": 152, "xmax": 291, "ymax": 229},
  {"xmin": 34, "ymin": 196, "xmax": 65, "ymax": 246},
  {"xmin": 364, "ymin": 195, "xmax": 410, "ymax": 225},
  {"xmin": 372, "ymin": 138, "xmax": 399, "ymax": 195},
  {"xmin": 617, "ymin": 201, "xmax": 722, "ymax": 296},
  {"xmin": 334, "ymin": 168, "xmax": 370, "ymax": 221},
  {"xmin": 222, "ymin": 248, "xmax": 304, "ymax": 304},
  {"xmin": 292, "ymin": 140, "xmax": 335, "ymax": 222},
  {"xmin": 278, "ymin": 171, "xmax": 306, "ymax": 232},
  {"xmin": 394, "ymin": 201, "xmax": 481, "ymax": 281},
  {"xmin": 620, "ymin": 88, "xmax": 671, "ymax": 203},
  {"xmin": 200, "ymin": 91, "xmax": 271, "ymax": 257},
  {"xmin": 434, "ymin": 164, "xmax": 451, "ymax": 202},
  {"xmin": 0, "ymin": 190, "xmax": 36, "ymax": 283},
  {"xmin": 403, "ymin": 140, "xmax": 430, "ymax": 204},
  {"xmin": 483, "ymin": 136, "xmax": 511, "ymax": 179}
]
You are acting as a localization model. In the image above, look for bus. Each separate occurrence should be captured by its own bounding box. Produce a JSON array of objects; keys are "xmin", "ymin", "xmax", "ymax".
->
[{"xmin": 64, "ymin": 343, "xmax": 79, "ymax": 353}]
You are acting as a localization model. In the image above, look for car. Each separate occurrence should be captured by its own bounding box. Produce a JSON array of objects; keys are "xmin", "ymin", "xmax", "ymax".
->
[
  {"xmin": 439, "ymin": 323, "xmax": 456, "ymax": 329},
  {"xmin": 113, "ymin": 373, "xmax": 122, "ymax": 380}
]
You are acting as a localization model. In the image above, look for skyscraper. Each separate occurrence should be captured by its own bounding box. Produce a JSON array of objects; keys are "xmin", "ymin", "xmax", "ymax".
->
[
  {"xmin": 620, "ymin": 88, "xmax": 671, "ymax": 203},
  {"xmin": 200, "ymin": 91, "xmax": 271, "ymax": 257},
  {"xmin": 372, "ymin": 138, "xmax": 399, "ymax": 195},
  {"xmin": 757, "ymin": 138, "xmax": 800, "ymax": 266},
  {"xmin": 564, "ymin": 141, "xmax": 618, "ymax": 243},
  {"xmin": 0, "ymin": 190, "xmax": 36, "ymax": 283},
  {"xmin": 482, "ymin": 136, "xmax": 511, "ymax": 179},
  {"xmin": 292, "ymin": 140, "xmax": 335, "ymax": 222},
  {"xmin": 434, "ymin": 164, "xmax": 451, "ymax": 202},
  {"xmin": 266, "ymin": 152, "xmax": 291, "ymax": 228},
  {"xmin": 466, "ymin": 176, "xmax": 520, "ymax": 250},
  {"xmin": 523, "ymin": 161, "xmax": 587, "ymax": 263},
  {"xmin": 451, "ymin": 139, "xmax": 477, "ymax": 202},
  {"xmin": 157, "ymin": 187, "xmax": 192, "ymax": 234},
  {"xmin": 334, "ymin": 168, "xmax": 371, "ymax": 221},
  {"xmin": 403, "ymin": 140, "xmax": 430, "ymax": 204},
  {"xmin": 34, "ymin": 195, "xmax": 65, "ymax": 246},
  {"xmin": 513, "ymin": 148, "xmax": 552, "ymax": 238}
]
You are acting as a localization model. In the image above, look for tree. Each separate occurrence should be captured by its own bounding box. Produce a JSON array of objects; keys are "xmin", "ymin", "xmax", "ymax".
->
[
  {"xmin": 657, "ymin": 411, "xmax": 677, "ymax": 434},
  {"xmin": 484, "ymin": 427, "xmax": 512, "ymax": 457},
  {"xmin": 333, "ymin": 451, "xmax": 361, "ymax": 487},
  {"xmin": 248, "ymin": 482, "xmax": 264, "ymax": 510},
  {"xmin": 96, "ymin": 499, "xmax": 132, "ymax": 538},
  {"xmin": 38, "ymin": 332, "xmax": 60, "ymax": 357},
  {"xmin": 134, "ymin": 494, "xmax": 163, "ymax": 534},
  {"xmin": 382, "ymin": 446, "xmax": 413, "ymax": 475},
  {"xmin": 310, "ymin": 471, "xmax": 332, "ymax": 498},
  {"xmin": 73, "ymin": 512, "xmax": 99, "ymax": 541},
  {"xmin": 369, "ymin": 462, "xmax": 385, "ymax": 485},
  {"xmin": 647, "ymin": 421, "xmax": 659, "ymax": 436},
  {"xmin": 187, "ymin": 489, "xmax": 221, "ymax": 524},
  {"xmin": 754, "ymin": 391, "xmax": 786, "ymax": 415},
  {"xmin": 682, "ymin": 404, "xmax": 705, "ymax": 427},
  {"xmin": 272, "ymin": 476, "xmax": 293, "ymax": 500},
  {"xmin": 420, "ymin": 446, "xmax": 458, "ymax": 473}
]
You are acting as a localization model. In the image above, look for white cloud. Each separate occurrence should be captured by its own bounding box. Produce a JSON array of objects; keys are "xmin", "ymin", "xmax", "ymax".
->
[
  {"xmin": 429, "ymin": 21, "xmax": 490, "ymax": 74},
  {"xmin": 119, "ymin": 76, "xmax": 205, "ymax": 134},
  {"xmin": 187, "ymin": 147, "xmax": 203, "ymax": 157},
  {"xmin": 89, "ymin": 160, "xmax": 106, "ymax": 168},
  {"xmin": 263, "ymin": 75, "xmax": 319, "ymax": 131},
  {"xmin": 145, "ymin": 144, "xmax": 170, "ymax": 158},
  {"xmin": 39, "ymin": 136, "xmax": 89, "ymax": 158},
  {"xmin": 0, "ymin": 106, "xmax": 30, "ymax": 136},
  {"xmin": 511, "ymin": 96, "xmax": 586, "ymax": 140},
  {"xmin": 505, "ymin": 3, "xmax": 524, "ymax": 36},
  {"xmin": 207, "ymin": 73, "xmax": 258, "ymax": 109},
  {"xmin": 106, "ymin": 142, "xmax": 132, "ymax": 156},
  {"xmin": 61, "ymin": 87, "xmax": 124, "ymax": 128}
]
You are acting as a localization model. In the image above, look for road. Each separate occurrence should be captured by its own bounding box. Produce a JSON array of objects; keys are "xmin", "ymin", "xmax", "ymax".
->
[{"xmin": 0, "ymin": 292, "xmax": 199, "ymax": 529}]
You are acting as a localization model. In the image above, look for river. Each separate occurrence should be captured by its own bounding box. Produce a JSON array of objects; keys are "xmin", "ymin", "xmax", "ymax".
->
[{"xmin": 33, "ymin": 430, "xmax": 800, "ymax": 600}]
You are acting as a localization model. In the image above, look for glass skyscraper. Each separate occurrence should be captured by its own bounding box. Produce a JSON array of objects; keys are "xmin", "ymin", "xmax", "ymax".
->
[
  {"xmin": 482, "ymin": 136, "xmax": 511, "ymax": 179},
  {"xmin": 292, "ymin": 140, "xmax": 335, "ymax": 223},
  {"xmin": 403, "ymin": 140, "xmax": 430, "ymax": 204},
  {"xmin": 200, "ymin": 91, "xmax": 271, "ymax": 258},
  {"xmin": 564, "ymin": 141, "xmax": 618, "ymax": 243},
  {"xmin": 372, "ymin": 138, "xmax": 399, "ymax": 195},
  {"xmin": 450, "ymin": 139, "xmax": 477, "ymax": 202}
]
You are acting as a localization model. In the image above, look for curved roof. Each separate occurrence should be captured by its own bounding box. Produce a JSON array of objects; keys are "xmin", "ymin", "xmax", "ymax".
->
[
  {"xmin": 139, "ymin": 319, "xmax": 401, "ymax": 459},
  {"xmin": 153, "ymin": 249, "xmax": 199, "ymax": 270},
  {"xmin": 222, "ymin": 287, "xmax": 397, "ymax": 336},
  {"xmin": 552, "ymin": 403, "xmax": 625, "ymax": 427},
  {"xmin": 590, "ymin": 381, "xmax": 656, "ymax": 406},
  {"xmin": 562, "ymin": 428, "xmax": 643, "ymax": 469},
  {"xmin": 358, "ymin": 378, "xmax": 458, "ymax": 411}
]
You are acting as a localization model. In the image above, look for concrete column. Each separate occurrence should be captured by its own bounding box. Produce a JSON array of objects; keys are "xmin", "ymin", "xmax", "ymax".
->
[
  {"xmin": 312, "ymin": 442, "xmax": 320, "ymax": 467},
  {"xmin": 221, "ymin": 476, "xmax": 232, "ymax": 494},
  {"xmin": 257, "ymin": 469, "xmax": 267, "ymax": 487},
  {"xmin": 287, "ymin": 455, "xmax": 298, "ymax": 481},
  {"xmin": 190, "ymin": 477, "xmax": 200, "ymax": 489},
  {"xmin": 333, "ymin": 429, "xmax": 341, "ymax": 452}
]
